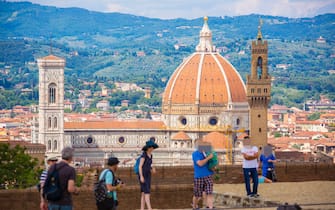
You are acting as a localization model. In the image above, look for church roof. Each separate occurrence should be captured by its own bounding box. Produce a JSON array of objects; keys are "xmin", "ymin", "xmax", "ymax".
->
[
  {"xmin": 64, "ymin": 120, "xmax": 166, "ymax": 130},
  {"xmin": 162, "ymin": 17, "xmax": 246, "ymax": 112},
  {"xmin": 203, "ymin": 131, "xmax": 229, "ymax": 150},
  {"xmin": 40, "ymin": 54, "xmax": 64, "ymax": 61},
  {"xmin": 171, "ymin": 131, "xmax": 191, "ymax": 141}
]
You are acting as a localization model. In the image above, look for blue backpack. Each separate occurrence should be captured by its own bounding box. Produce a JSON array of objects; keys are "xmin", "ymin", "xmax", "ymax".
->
[{"xmin": 133, "ymin": 156, "xmax": 141, "ymax": 174}]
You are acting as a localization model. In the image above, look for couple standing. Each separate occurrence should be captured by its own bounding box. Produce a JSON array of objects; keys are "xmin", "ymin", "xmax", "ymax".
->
[
  {"xmin": 192, "ymin": 136, "xmax": 262, "ymax": 210},
  {"xmin": 97, "ymin": 140, "xmax": 159, "ymax": 210}
]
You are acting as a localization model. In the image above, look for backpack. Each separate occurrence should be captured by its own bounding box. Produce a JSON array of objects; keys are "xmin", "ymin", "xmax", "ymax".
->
[
  {"xmin": 133, "ymin": 156, "xmax": 141, "ymax": 175},
  {"xmin": 43, "ymin": 164, "xmax": 65, "ymax": 202},
  {"xmin": 94, "ymin": 169, "xmax": 113, "ymax": 203}
]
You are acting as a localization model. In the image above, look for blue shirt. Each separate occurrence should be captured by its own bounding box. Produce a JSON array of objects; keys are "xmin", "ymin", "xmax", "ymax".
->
[
  {"xmin": 260, "ymin": 154, "xmax": 276, "ymax": 177},
  {"xmin": 192, "ymin": 150, "xmax": 214, "ymax": 178},
  {"xmin": 99, "ymin": 169, "xmax": 117, "ymax": 200}
]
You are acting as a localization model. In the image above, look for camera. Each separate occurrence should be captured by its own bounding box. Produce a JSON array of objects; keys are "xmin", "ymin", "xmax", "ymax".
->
[{"xmin": 115, "ymin": 178, "xmax": 124, "ymax": 185}]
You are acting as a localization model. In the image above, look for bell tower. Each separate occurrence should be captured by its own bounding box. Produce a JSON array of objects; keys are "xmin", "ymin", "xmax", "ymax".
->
[
  {"xmin": 38, "ymin": 55, "xmax": 65, "ymax": 158},
  {"xmin": 246, "ymin": 20, "xmax": 271, "ymax": 147}
]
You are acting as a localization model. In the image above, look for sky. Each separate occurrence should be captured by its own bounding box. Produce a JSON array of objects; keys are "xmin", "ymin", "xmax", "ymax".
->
[{"xmin": 7, "ymin": 0, "xmax": 335, "ymax": 19}]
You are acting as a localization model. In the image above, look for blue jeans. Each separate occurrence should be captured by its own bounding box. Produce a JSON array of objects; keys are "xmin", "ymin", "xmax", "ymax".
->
[
  {"xmin": 48, "ymin": 204, "xmax": 73, "ymax": 210},
  {"xmin": 243, "ymin": 168, "xmax": 258, "ymax": 196}
]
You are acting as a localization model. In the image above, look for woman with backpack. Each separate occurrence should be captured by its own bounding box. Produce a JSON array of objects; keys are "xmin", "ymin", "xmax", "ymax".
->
[{"xmin": 138, "ymin": 140, "xmax": 159, "ymax": 210}]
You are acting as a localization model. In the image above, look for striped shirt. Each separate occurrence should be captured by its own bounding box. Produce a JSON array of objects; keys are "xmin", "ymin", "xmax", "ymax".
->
[{"xmin": 39, "ymin": 169, "xmax": 48, "ymax": 186}]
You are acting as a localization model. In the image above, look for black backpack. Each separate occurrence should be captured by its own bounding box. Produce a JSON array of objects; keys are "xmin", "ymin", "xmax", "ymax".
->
[
  {"xmin": 43, "ymin": 164, "xmax": 65, "ymax": 201},
  {"xmin": 94, "ymin": 169, "xmax": 114, "ymax": 203}
]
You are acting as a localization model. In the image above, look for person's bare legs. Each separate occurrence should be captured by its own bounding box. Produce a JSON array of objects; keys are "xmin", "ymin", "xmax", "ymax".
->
[
  {"xmin": 202, "ymin": 192, "xmax": 207, "ymax": 207},
  {"xmin": 140, "ymin": 192, "xmax": 145, "ymax": 210},
  {"xmin": 206, "ymin": 193, "xmax": 214, "ymax": 209},
  {"xmin": 192, "ymin": 196, "xmax": 201, "ymax": 209},
  {"xmin": 144, "ymin": 193, "xmax": 152, "ymax": 210}
]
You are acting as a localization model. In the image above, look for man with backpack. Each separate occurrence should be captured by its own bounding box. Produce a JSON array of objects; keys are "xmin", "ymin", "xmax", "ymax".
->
[
  {"xmin": 96, "ymin": 157, "xmax": 124, "ymax": 210},
  {"xmin": 42, "ymin": 147, "xmax": 79, "ymax": 210},
  {"xmin": 39, "ymin": 156, "xmax": 58, "ymax": 210}
]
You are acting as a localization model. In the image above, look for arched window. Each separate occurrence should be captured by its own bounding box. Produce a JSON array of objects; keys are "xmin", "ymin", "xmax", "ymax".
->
[
  {"xmin": 257, "ymin": 57, "xmax": 262, "ymax": 79},
  {"xmin": 48, "ymin": 83, "xmax": 57, "ymax": 104},
  {"xmin": 48, "ymin": 117, "xmax": 52, "ymax": 129},
  {"xmin": 48, "ymin": 140, "xmax": 52, "ymax": 151},
  {"xmin": 53, "ymin": 117, "xmax": 57, "ymax": 129},
  {"xmin": 236, "ymin": 118, "xmax": 240, "ymax": 126},
  {"xmin": 53, "ymin": 140, "xmax": 57, "ymax": 151}
]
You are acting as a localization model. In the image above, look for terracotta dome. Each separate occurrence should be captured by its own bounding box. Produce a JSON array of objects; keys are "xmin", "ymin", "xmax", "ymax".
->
[
  {"xmin": 162, "ymin": 17, "xmax": 246, "ymax": 114},
  {"xmin": 203, "ymin": 132, "xmax": 229, "ymax": 150}
]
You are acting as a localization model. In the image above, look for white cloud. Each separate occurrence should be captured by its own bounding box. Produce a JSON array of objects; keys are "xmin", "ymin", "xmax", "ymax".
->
[
  {"xmin": 7, "ymin": 0, "xmax": 335, "ymax": 19},
  {"xmin": 106, "ymin": 3, "xmax": 125, "ymax": 13}
]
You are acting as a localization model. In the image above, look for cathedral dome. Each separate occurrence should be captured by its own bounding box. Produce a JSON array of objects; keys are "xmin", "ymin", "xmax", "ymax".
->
[{"xmin": 162, "ymin": 17, "xmax": 246, "ymax": 115}]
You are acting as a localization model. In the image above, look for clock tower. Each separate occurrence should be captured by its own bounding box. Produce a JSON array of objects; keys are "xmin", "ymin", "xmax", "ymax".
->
[
  {"xmin": 246, "ymin": 20, "xmax": 271, "ymax": 147},
  {"xmin": 38, "ymin": 55, "xmax": 65, "ymax": 158}
]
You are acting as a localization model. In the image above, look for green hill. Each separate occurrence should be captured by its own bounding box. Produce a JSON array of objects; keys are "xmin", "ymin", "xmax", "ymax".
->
[{"xmin": 0, "ymin": 1, "xmax": 334, "ymax": 109}]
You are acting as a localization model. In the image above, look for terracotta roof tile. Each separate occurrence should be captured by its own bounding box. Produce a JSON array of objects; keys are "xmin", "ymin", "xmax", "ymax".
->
[
  {"xmin": 41, "ymin": 54, "xmax": 64, "ymax": 61},
  {"xmin": 171, "ymin": 131, "xmax": 191, "ymax": 141},
  {"xmin": 163, "ymin": 52, "xmax": 246, "ymax": 108},
  {"xmin": 203, "ymin": 131, "xmax": 229, "ymax": 150}
]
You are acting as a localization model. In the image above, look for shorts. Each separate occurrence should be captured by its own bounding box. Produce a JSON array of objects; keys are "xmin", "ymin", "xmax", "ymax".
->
[{"xmin": 193, "ymin": 175, "xmax": 213, "ymax": 197}]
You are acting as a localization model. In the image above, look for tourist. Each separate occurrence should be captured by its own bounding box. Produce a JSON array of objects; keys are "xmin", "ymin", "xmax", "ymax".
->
[
  {"xmin": 97, "ymin": 157, "xmax": 124, "ymax": 210},
  {"xmin": 45, "ymin": 147, "xmax": 79, "ymax": 210},
  {"xmin": 241, "ymin": 136, "xmax": 259, "ymax": 198},
  {"xmin": 138, "ymin": 140, "xmax": 159, "ymax": 210},
  {"xmin": 258, "ymin": 174, "xmax": 273, "ymax": 183},
  {"xmin": 260, "ymin": 144, "xmax": 277, "ymax": 181},
  {"xmin": 39, "ymin": 156, "xmax": 58, "ymax": 210},
  {"xmin": 192, "ymin": 140, "xmax": 214, "ymax": 209}
]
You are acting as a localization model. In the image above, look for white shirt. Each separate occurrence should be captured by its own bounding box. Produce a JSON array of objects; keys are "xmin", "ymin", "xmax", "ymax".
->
[{"xmin": 241, "ymin": 146, "xmax": 258, "ymax": 168}]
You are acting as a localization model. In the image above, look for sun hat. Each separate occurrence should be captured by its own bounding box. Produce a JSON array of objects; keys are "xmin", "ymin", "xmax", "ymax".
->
[
  {"xmin": 142, "ymin": 140, "xmax": 159, "ymax": 151},
  {"xmin": 146, "ymin": 140, "xmax": 158, "ymax": 148}
]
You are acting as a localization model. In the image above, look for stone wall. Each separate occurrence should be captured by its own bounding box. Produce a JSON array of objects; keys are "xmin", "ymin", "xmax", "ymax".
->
[
  {"xmin": 116, "ymin": 162, "xmax": 335, "ymax": 185},
  {"xmin": 0, "ymin": 163, "xmax": 334, "ymax": 210},
  {"xmin": 0, "ymin": 184, "xmax": 193, "ymax": 210}
]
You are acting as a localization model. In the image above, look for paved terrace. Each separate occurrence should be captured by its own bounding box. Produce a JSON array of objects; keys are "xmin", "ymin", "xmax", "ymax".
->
[{"xmin": 154, "ymin": 181, "xmax": 335, "ymax": 210}]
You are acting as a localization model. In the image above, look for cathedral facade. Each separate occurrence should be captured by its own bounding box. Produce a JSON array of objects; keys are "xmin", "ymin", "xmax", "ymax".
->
[{"xmin": 38, "ymin": 18, "xmax": 270, "ymax": 166}]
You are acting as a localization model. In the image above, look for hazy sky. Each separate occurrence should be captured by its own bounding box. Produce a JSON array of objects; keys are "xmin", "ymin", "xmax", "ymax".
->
[{"xmin": 8, "ymin": 0, "xmax": 335, "ymax": 19}]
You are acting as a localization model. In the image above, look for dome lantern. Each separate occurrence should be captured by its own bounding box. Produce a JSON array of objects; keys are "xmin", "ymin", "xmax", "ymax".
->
[{"xmin": 196, "ymin": 16, "xmax": 215, "ymax": 52}]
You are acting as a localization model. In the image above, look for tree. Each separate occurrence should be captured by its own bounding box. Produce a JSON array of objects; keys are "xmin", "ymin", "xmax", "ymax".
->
[
  {"xmin": 307, "ymin": 112, "xmax": 322, "ymax": 121},
  {"xmin": 0, "ymin": 143, "xmax": 39, "ymax": 189}
]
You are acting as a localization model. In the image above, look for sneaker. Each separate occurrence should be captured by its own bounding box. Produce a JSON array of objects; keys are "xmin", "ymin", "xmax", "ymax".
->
[
  {"xmin": 252, "ymin": 194, "xmax": 260, "ymax": 198},
  {"xmin": 247, "ymin": 194, "xmax": 254, "ymax": 198}
]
